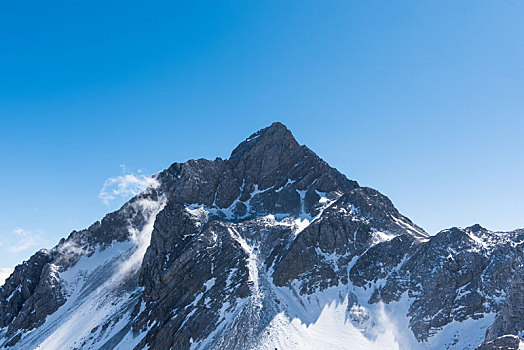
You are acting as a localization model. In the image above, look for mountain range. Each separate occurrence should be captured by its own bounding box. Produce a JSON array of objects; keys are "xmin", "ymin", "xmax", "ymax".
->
[{"xmin": 1, "ymin": 122, "xmax": 523, "ymax": 350}]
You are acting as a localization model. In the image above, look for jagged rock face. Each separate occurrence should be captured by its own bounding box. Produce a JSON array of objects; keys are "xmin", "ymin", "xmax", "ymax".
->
[
  {"xmin": 271, "ymin": 188, "xmax": 425, "ymax": 293},
  {"xmin": 0, "ymin": 122, "xmax": 523, "ymax": 350},
  {"xmin": 486, "ymin": 272, "xmax": 524, "ymax": 341},
  {"xmin": 371, "ymin": 226, "xmax": 524, "ymax": 342},
  {"xmin": 155, "ymin": 123, "xmax": 358, "ymax": 219},
  {"xmin": 0, "ymin": 251, "xmax": 54, "ymax": 330},
  {"xmin": 476, "ymin": 335, "xmax": 523, "ymax": 350}
]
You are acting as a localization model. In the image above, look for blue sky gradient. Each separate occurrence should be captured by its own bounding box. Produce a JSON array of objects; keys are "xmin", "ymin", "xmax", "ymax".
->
[{"xmin": 1, "ymin": 0, "xmax": 523, "ymax": 273}]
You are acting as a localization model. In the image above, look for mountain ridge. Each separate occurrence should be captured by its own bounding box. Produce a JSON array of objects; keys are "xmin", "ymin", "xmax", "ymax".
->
[{"xmin": 0, "ymin": 122, "xmax": 522, "ymax": 350}]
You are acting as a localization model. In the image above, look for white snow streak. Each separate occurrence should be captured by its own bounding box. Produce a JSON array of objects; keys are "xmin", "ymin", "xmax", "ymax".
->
[{"xmin": 13, "ymin": 196, "xmax": 166, "ymax": 350}]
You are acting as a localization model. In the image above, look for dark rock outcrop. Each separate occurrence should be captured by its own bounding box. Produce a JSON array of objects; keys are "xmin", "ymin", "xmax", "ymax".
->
[
  {"xmin": 477, "ymin": 335, "xmax": 523, "ymax": 350},
  {"xmin": 486, "ymin": 273, "xmax": 524, "ymax": 341},
  {"xmin": 0, "ymin": 250, "xmax": 54, "ymax": 329}
]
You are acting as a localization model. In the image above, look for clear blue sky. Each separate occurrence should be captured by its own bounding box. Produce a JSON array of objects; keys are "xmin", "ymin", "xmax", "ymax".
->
[{"xmin": 1, "ymin": 0, "xmax": 523, "ymax": 274}]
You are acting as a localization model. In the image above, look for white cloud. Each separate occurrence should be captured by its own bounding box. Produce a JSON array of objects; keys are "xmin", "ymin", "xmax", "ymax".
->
[
  {"xmin": 99, "ymin": 165, "xmax": 159, "ymax": 206},
  {"xmin": 7, "ymin": 227, "xmax": 47, "ymax": 253},
  {"xmin": 0, "ymin": 267, "xmax": 13, "ymax": 285}
]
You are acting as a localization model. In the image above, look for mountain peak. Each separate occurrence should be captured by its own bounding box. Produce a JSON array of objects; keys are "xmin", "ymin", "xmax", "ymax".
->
[
  {"xmin": 226, "ymin": 122, "xmax": 358, "ymax": 194},
  {"xmin": 465, "ymin": 223, "xmax": 488, "ymax": 234},
  {"xmin": 229, "ymin": 122, "xmax": 299, "ymax": 160}
]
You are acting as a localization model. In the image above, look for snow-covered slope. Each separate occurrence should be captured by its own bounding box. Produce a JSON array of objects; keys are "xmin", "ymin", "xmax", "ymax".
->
[{"xmin": 0, "ymin": 195, "xmax": 165, "ymax": 349}]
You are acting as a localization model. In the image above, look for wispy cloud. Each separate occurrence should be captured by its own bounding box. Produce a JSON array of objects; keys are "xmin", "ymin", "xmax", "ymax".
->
[
  {"xmin": 99, "ymin": 165, "xmax": 159, "ymax": 206},
  {"xmin": 0, "ymin": 267, "xmax": 13, "ymax": 285},
  {"xmin": 7, "ymin": 227, "xmax": 46, "ymax": 253}
]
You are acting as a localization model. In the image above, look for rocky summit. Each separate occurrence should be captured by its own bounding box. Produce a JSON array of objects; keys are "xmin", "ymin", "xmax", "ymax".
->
[{"xmin": 1, "ymin": 122, "xmax": 523, "ymax": 349}]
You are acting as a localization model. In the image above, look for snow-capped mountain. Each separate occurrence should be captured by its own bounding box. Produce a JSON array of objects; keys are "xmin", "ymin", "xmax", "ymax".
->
[{"xmin": 1, "ymin": 122, "xmax": 522, "ymax": 349}]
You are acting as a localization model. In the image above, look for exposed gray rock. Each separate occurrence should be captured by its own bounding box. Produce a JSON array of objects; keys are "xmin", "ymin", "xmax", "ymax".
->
[
  {"xmin": 477, "ymin": 335, "xmax": 523, "ymax": 350},
  {"xmin": 155, "ymin": 122, "xmax": 359, "ymax": 220},
  {"xmin": 486, "ymin": 273, "xmax": 524, "ymax": 341},
  {"xmin": 0, "ymin": 250, "xmax": 54, "ymax": 329}
]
